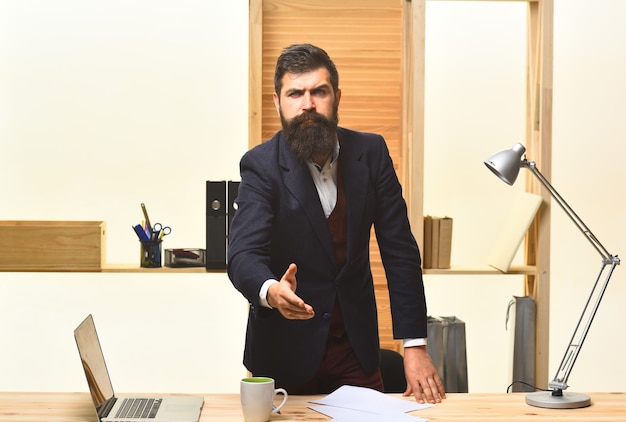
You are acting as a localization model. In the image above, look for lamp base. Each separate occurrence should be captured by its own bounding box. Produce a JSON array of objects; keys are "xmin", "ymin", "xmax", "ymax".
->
[{"xmin": 526, "ymin": 391, "xmax": 591, "ymax": 409}]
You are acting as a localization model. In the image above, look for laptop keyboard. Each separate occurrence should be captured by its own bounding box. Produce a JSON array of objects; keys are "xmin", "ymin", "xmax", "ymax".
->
[{"xmin": 115, "ymin": 398, "xmax": 162, "ymax": 419}]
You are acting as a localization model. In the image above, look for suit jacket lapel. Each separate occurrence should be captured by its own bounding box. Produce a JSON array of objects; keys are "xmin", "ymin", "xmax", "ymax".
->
[
  {"xmin": 338, "ymin": 132, "xmax": 370, "ymax": 267},
  {"xmin": 278, "ymin": 136, "xmax": 337, "ymax": 267}
]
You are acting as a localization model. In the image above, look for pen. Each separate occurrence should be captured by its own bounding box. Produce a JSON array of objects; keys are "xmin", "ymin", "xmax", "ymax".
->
[{"xmin": 141, "ymin": 203, "xmax": 152, "ymax": 233}]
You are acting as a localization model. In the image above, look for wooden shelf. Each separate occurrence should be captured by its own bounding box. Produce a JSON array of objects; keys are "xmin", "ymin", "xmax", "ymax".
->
[
  {"xmin": 2, "ymin": 263, "xmax": 533, "ymax": 275},
  {"xmin": 3, "ymin": 263, "xmax": 532, "ymax": 275},
  {"xmin": 0, "ymin": 264, "xmax": 222, "ymax": 273},
  {"xmin": 423, "ymin": 265, "xmax": 536, "ymax": 275},
  {"xmin": 101, "ymin": 264, "xmax": 221, "ymax": 273}
]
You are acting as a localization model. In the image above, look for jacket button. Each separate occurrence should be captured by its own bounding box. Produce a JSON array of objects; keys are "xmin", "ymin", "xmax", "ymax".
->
[{"xmin": 323, "ymin": 312, "xmax": 332, "ymax": 319}]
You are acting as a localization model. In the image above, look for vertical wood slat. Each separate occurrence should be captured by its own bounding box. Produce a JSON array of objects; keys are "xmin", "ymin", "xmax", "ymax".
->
[
  {"xmin": 523, "ymin": 0, "xmax": 553, "ymax": 389},
  {"xmin": 250, "ymin": 0, "xmax": 404, "ymax": 352},
  {"xmin": 403, "ymin": 0, "xmax": 426, "ymax": 256},
  {"xmin": 249, "ymin": 0, "xmax": 263, "ymax": 148}
]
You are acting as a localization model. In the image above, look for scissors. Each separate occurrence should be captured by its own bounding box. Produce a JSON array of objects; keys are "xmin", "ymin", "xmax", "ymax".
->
[{"xmin": 152, "ymin": 222, "xmax": 172, "ymax": 239}]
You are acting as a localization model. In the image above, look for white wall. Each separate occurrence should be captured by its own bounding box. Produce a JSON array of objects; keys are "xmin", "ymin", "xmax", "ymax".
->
[
  {"xmin": 423, "ymin": 0, "xmax": 626, "ymax": 394},
  {"xmin": 0, "ymin": 0, "xmax": 248, "ymax": 260},
  {"xmin": 0, "ymin": 273, "xmax": 248, "ymax": 394},
  {"xmin": 0, "ymin": 0, "xmax": 250, "ymax": 393},
  {"xmin": 1, "ymin": 0, "xmax": 625, "ymax": 395},
  {"xmin": 550, "ymin": 0, "xmax": 626, "ymax": 392}
]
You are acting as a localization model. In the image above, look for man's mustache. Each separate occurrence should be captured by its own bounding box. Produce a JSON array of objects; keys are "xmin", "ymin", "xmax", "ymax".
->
[{"xmin": 290, "ymin": 111, "xmax": 333, "ymax": 126}]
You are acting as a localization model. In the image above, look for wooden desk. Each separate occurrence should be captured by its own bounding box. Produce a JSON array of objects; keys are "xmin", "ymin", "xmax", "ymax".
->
[{"xmin": 1, "ymin": 392, "xmax": 625, "ymax": 421}]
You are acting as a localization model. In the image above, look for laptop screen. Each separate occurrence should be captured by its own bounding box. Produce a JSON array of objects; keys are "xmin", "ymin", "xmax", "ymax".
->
[{"xmin": 74, "ymin": 314, "xmax": 116, "ymax": 412}]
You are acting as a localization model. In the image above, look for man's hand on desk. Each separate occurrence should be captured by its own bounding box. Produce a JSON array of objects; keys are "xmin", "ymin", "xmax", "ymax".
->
[{"xmin": 403, "ymin": 345, "xmax": 446, "ymax": 404}]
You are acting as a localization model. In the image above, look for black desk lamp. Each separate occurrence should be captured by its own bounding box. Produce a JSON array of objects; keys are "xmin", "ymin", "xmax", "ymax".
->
[{"xmin": 484, "ymin": 143, "xmax": 620, "ymax": 409}]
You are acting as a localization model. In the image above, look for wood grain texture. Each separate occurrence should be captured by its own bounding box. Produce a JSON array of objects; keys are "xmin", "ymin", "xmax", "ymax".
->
[
  {"xmin": 1, "ymin": 392, "xmax": 625, "ymax": 421},
  {"xmin": 252, "ymin": 0, "xmax": 404, "ymax": 352},
  {"xmin": 0, "ymin": 220, "xmax": 105, "ymax": 271}
]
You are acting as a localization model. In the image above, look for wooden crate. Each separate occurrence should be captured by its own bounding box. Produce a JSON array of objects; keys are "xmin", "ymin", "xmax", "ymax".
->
[{"xmin": 0, "ymin": 221, "xmax": 106, "ymax": 271}]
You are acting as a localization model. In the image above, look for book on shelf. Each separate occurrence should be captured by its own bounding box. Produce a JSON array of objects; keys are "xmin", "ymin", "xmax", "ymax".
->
[
  {"xmin": 423, "ymin": 215, "xmax": 433, "ymax": 269},
  {"xmin": 487, "ymin": 192, "xmax": 542, "ymax": 272},
  {"xmin": 423, "ymin": 215, "xmax": 453, "ymax": 269},
  {"xmin": 431, "ymin": 217, "xmax": 440, "ymax": 269},
  {"xmin": 438, "ymin": 217, "xmax": 453, "ymax": 269}
]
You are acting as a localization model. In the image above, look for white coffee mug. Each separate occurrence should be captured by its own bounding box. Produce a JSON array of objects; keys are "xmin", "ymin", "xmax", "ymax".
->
[{"xmin": 240, "ymin": 377, "xmax": 288, "ymax": 422}]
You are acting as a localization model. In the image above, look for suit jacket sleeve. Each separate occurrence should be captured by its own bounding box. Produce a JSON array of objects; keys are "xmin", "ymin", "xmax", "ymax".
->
[
  {"xmin": 369, "ymin": 135, "xmax": 428, "ymax": 339},
  {"xmin": 227, "ymin": 142, "xmax": 279, "ymax": 309}
]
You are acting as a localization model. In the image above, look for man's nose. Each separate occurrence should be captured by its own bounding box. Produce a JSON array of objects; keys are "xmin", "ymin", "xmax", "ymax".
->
[{"xmin": 302, "ymin": 93, "xmax": 315, "ymax": 111}]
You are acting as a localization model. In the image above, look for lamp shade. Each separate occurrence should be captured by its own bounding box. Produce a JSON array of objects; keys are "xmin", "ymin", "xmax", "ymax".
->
[{"xmin": 484, "ymin": 143, "xmax": 526, "ymax": 185}]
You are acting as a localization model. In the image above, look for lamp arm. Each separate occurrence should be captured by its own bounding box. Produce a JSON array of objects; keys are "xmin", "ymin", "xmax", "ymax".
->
[
  {"xmin": 523, "ymin": 160, "xmax": 613, "ymax": 261},
  {"xmin": 548, "ymin": 260, "xmax": 618, "ymax": 392},
  {"xmin": 523, "ymin": 159, "xmax": 621, "ymax": 393}
]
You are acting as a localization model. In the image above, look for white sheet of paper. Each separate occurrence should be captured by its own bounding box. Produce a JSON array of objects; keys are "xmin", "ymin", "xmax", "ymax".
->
[
  {"xmin": 310, "ymin": 385, "xmax": 433, "ymax": 415},
  {"xmin": 309, "ymin": 405, "xmax": 427, "ymax": 422}
]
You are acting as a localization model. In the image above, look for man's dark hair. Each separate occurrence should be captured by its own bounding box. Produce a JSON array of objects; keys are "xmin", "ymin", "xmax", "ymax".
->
[{"xmin": 274, "ymin": 44, "xmax": 339, "ymax": 97}]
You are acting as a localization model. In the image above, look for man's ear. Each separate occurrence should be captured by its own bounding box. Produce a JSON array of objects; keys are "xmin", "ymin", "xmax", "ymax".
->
[{"xmin": 335, "ymin": 88, "xmax": 342, "ymax": 106}]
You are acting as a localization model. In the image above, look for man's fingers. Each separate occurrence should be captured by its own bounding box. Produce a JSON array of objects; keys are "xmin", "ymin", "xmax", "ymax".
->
[
  {"xmin": 283, "ymin": 294, "xmax": 314, "ymax": 318},
  {"xmin": 416, "ymin": 377, "xmax": 444, "ymax": 404},
  {"xmin": 271, "ymin": 282, "xmax": 314, "ymax": 319},
  {"xmin": 402, "ymin": 383, "xmax": 413, "ymax": 398},
  {"xmin": 271, "ymin": 263, "xmax": 314, "ymax": 320},
  {"xmin": 421, "ymin": 382, "xmax": 436, "ymax": 404},
  {"xmin": 281, "ymin": 301, "xmax": 314, "ymax": 319},
  {"xmin": 281, "ymin": 263, "xmax": 298, "ymax": 289},
  {"xmin": 284, "ymin": 263, "xmax": 297, "ymax": 279},
  {"xmin": 403, "ymin": 346, "xmax": 446, "ymax": 404}
]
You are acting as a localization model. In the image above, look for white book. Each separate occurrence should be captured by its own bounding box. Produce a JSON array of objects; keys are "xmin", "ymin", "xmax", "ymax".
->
[{"xmin": 487, "ymin": 192, "xmax": 543, "ymax": 272}]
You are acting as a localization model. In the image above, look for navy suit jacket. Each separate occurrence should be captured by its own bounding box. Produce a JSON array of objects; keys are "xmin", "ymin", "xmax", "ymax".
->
[{"xmin": 227, "ymin": 127, "xmax": 427, "ymax": 383}]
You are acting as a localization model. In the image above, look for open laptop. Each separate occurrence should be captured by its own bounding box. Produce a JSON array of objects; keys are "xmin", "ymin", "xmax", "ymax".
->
[{"xmin": 74, "ymin": 314, "xmax": 204, "ymax": 422}]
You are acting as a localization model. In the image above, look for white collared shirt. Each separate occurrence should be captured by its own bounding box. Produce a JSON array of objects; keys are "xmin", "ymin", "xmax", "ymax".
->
[{"xmin": 306, "ymin": 142, "xmax": 340, "ymax": 218}]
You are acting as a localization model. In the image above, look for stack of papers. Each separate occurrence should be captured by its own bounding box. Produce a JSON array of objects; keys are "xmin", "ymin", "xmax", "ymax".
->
[{"xmin": 309, "ymin": 385, "xmax": 434, "ymax": 421}]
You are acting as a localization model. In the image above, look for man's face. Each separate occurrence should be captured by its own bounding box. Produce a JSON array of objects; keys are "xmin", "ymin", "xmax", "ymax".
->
[
  {"xmin": 273, "ymin": 67, "xmax": 342, "ymax": 162},
  {"xmin": 273, "ymin": 67, "xmax": 341, "ymax": 122}
]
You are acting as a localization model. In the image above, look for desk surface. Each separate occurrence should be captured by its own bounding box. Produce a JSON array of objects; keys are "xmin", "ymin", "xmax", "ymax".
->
[{"xmin": 1, "ymin": 392, "xmax": 625, "ymax": 421}]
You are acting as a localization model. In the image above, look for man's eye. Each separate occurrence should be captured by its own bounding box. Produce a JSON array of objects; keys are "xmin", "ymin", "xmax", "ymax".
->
[
  {"xmin": 312, "ymin": 89, "xmax": 328, "ymax": 96},
  {"xmin": 288, "ymin": 91, "xmax": 301, "ymax": 98}
]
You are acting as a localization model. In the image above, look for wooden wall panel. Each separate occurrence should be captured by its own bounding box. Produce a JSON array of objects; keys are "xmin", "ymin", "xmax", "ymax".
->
[{"xmin": 252, "ymin": 0, "xmax": 404, "ymax": 352}]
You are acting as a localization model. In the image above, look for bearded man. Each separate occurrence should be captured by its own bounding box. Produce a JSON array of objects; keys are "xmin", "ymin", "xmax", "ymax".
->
[{"xmin": 227, "ymin": 43, "xmax": 445, "ymax": 404}]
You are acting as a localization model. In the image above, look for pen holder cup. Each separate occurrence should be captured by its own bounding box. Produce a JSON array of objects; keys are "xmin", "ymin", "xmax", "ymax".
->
[{"xmin": 140, "ymin": 239, "xmax": 163, "ymax": 268}]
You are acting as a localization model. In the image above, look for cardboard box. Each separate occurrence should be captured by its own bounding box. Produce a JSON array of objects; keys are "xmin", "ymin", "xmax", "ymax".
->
[{"xmin": 0, "ymin": 221, "xmax": 106, "ymax": 271}]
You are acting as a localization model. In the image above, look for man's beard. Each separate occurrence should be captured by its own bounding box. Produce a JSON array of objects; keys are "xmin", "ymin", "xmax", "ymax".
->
[{"xmin": 280, "ymin": 107, "xmax": 339, "ymax": 163}]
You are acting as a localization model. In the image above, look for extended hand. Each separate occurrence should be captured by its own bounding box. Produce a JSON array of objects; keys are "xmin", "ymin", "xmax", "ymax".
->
[
  {"xmin": 267, "ymin": 263, "xmax": 315, "ymax": 320},
  {"xmin": 403, "ymin": 346, "xmax": 446, "ymax": 404}
]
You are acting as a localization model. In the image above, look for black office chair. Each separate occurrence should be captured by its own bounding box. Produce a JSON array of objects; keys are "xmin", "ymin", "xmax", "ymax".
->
[{"xmin": 379, "ymin": 349, "xmax": 407, "ymax": 393}]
